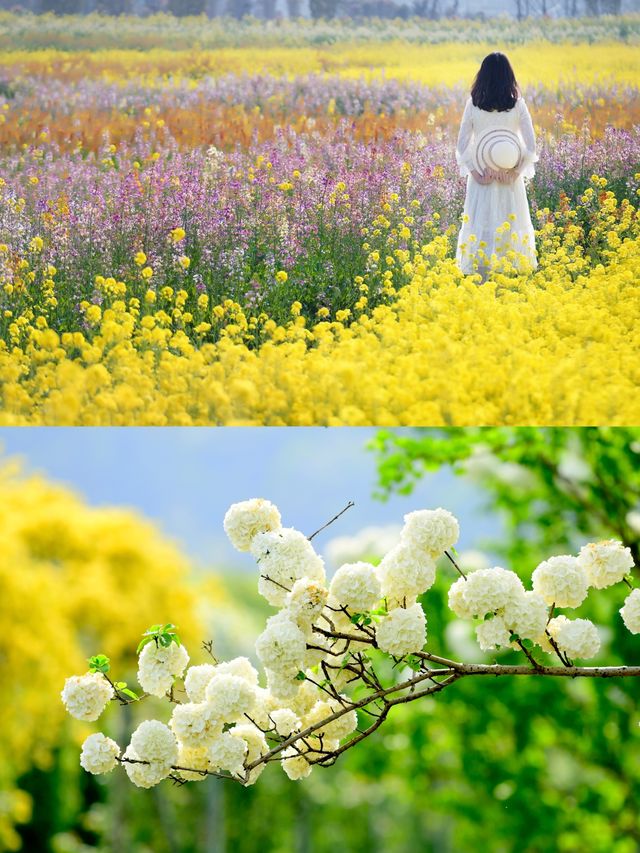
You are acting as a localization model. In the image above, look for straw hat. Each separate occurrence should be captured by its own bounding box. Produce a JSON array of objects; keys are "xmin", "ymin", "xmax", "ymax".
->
[{"xmin": 474, "ymin": 128, "xmax": 523, "ymax": 174}]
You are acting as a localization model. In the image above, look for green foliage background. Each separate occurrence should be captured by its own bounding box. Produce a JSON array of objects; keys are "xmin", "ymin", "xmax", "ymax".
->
[{"xmin": 16, "ymin": 427, "xmax": 640, "ymax": 853}]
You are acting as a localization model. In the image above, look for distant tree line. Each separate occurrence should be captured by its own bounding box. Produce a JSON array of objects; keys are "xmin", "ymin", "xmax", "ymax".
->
[{"xmin": 4, "ymin": 0, "xmax": 625, "ymax": 19}]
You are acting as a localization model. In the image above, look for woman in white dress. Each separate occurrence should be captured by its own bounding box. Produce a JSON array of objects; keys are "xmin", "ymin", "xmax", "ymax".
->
[{"xmin": 455, "ymin": 52, "xmax": 538, "ymax": 279}]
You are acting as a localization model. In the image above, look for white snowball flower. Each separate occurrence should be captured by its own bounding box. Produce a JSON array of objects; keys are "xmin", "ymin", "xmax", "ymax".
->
[
  {"xmin": 170, "ymin": 702, "xmax": 222, "ymax": 749},
  {"xmin": 270, "ymin": 708, "xmax": 301, "ymax": 737},
  {"xmin": 256, "ymin": 613, "xmax": 307, "ymax": 676},
  {"xmin": 503, "ymin": 591, "xmax": 549, "ymax": 642},
  {"xmin": 123, "ymin": 743, "xmax": 170, "ymax": 788},
  {"xmin": 229, "ymin": 724, "xmax": 268, "ymax": 785},
  {"xmin": 303, "ymin": 698, "xmax": 358, "ymax": 741},
  {"xmin": 448, "ymin": 576, "xmax": 473, "ymax": 618},
  {"xmin": 375, "ymin": 603, "xmax": 426, "ymax": 657},
  {"xmin": 80, "ymin": 733, "xmax": 120, "ymax": 775},
  {"xmin": 61, "ymin": 672, "xmax": 114, "ymax": 722},
  {"xmin": 212, "ymin": 656, "xmax": 260, "ymax": 687},
  {"xmin": 289, "ymin": 679, "xmax": 323, "ymax": 718},
  {"xmin": 251, "ymin": 687, "xmax": 280, "ymax": 730},
  {"xmin": 223, "ymin": 498, "xmax": 282, "ymax": 552},
  {"xmin": 400, "ymin": 508, "xmax": 459, "ymax": 557},
  {"xmin": 329, "ymin": 561, "xmax": 381, "ymax": 612},
  {"xmin": 137, "ymin": 641, "xmax": 189, "ymax": 698},
  {"xmin": 281, "ymin": 748, "xmax": 313, "ymax": 781},
  {"xmin": 377, "ymin": 541, "xmax": 436, "ymax": 603},
  {"xmin": 184, "ymin": 664, "xmax": 217, "ymax": 703},
  {"xmin": 547, "ymin": 616, "xmax": 601, "ymax": 660},
  {"xmin": 577, "ymin": 540, "xmax": 634, "ymax": 589},
  {"xmin": 251, "ymin": 528, "xmax": 326, "ymax": 607},
  {"xmin": 130, "ymin": 720, "xmax": 178, "ymax": 772},
  {"xmin": 454, "ymin": 567, "xmax": 525, "ymax": 619},
  {"xmin": 475, "ymin": 616, "xmax": 512, "ymax": 651},
  {"xmin": 321, "ymin": 596, "xmax": 371, "ymax": 651},
  {"xmin": 209, "ymin": 731, "xmax": 248, "ymax": 777},
  {"xmin": 304, "ymin": 635, "xmax": 330, "ymax": 669},
  {"xmin": 286, "ymin": 578, "xmax": 328, "ymax": 632},
  {"xmin": 266, "ymin": 668, "xmax": 301, "ymax": 702},
  {"xmin": 205, "ymin": 674, "xmax": 256, "ymax": 722},
  {"xmin": 176, "ymin": 744, "xmax": 213, "ymax": 781},
  {"xmin": 532, "ymin": 555, "xmax": 588, "ymax": 608},
  {"xmin": 620, "ymin": 588, "xmax": 640, "ymax": 634}
]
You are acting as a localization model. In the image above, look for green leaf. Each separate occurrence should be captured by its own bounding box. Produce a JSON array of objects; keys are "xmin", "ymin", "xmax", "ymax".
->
[
  {"xmin": 509, "ymin": 633, "xmax": 520, "ymax": 643},
  {"xmin": 295, "ymin": 671, "xmax": 307, "ymax": 681},
  {"xmin": 521, "ymin": 639, "xmax": 534, "ymax": 650},
  {"xmin": 136, "ymin": 636, "xmax": 153, "ymax": 654},
  {"xmin": 87, "ymin": 654, "xmax": 110, "ymax": 674},
  {"xmin": 121, "ymin": 688, "xmax": 139, "ymax": 701},
  {"xmin": 138, "ymin": 623, "xmax": 181, "ymax": 654},
  {"xmin": 484, "ymin": 612, "xmax": 495, "ymax": 621},
  {"xmin": 350, "ymin": 613, "xmax": 362, "ymax": 624}
]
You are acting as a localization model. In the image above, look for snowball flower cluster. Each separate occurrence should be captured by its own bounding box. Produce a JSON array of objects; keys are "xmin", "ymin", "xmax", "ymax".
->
[
  {"xmin": 531, "ymin": 555, "xmax": 588, "ymax": 608},
  {"xmin": 620, "ymin": 588, "xmax": 640, "ymax": 634},
  {"xmin": 61, "ymin": 672, "xmax": 114, "ymax": 721},
  {"xmin": 256, "ymin": 613, "xmax": 307, "ymax": 677},
  {"xmin": 131, "ymin": 720, "xmax": 178, "ymax": 769},
  {"xmin": 449, "ymin": 534, "xmax": 638, "ymax": 656},
  {"xmin": 475, "ymin": 616, "xmax": 512, "ymax": 651},
  {"xmin": 80, "ymin": 733, "xmax": 120, "ymax": 774},
  {"xmin": 286, "ymin": 579, "xmax": 328, "ymax": 631},
  {"xmin": 377, "ymin": 541, "xmax": 436, "ymax": 604},
  {"xmin": 205, "ymin": 673, "xmax": 256, "ymax": 722},
  {"xmin": 184, "ymin": 663, "xmax": 218, "ymax": 703},
  {"xmin": 170, "ymin": 701, "xmax": 222, "ymax": 749},
  {"xmin": 251, "ymin": 528, "xmax": 326, "ymax": 607},
  {"xmin": 329, "ymin": 561, "xmax": 381, "ymax": 612},
  {"xmin": 123, "ymin": 720, "xmax": 178, "ymax": 788},
  {"xmin": 400, "ymin": 508, "xmax": 459, "ymax": 557},
  {"xmin": 375, "ymin": 603, "xmax": 426, "ymax": 657},
  {"xmin": 449, "ymin": 567, "xmax": 524, "ymax": 619},
  {"xmin": 270, "ymin": 708, "xmax": 301, "ymax": 737},
  {"xmin": 64, "ymin": 500, "xmax": 639, "ymax": 794},
  {"xmin": 547, "ymin": 616, "xmax": 601, "ymax": 660},
  {"xmin": 208, "ymin": 731, "xmax": 248, "ymax": 776},
  {"xmin": 281, "ymin": 748, "xmax": 313, "ymax": 781},
  {"xmin": 577, "ymin": 540, "xmax": 634, "ymax": 589},
  {"xmin": 137, "ymin": 640, "xmax": 189, "ymax": 697},
  {"xmin": 223, "ymin": 498, "xmax": 282, "ymax": 552}
]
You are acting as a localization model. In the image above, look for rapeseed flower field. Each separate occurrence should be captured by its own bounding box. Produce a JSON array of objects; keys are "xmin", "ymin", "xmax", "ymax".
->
[{"xmin": 0, "ymin": 14, "xmax": 638, "ymax": 424}]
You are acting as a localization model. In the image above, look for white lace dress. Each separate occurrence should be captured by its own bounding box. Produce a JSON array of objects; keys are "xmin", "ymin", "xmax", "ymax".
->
[{"xmin": 455, "ymin": 96, "xmax": 538, "ymax": 275}]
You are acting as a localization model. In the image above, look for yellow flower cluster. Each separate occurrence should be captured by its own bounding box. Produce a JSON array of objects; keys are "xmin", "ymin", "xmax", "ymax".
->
[
  {"xmin": 0, "ymin": 190, "xmax": 637, "ymax": 426},
  {"xmin": 0, "ymin": 457, "xmax": 215, "ymax": 850},
  {"xmin": 0, "ymin": 41, "xmax": 637, "ymax": 87}
]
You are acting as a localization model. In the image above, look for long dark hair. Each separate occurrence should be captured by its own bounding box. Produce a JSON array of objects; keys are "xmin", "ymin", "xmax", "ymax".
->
[{"xmin": 470, "ymin": 52, "xmax": 519, "ymax": 112}]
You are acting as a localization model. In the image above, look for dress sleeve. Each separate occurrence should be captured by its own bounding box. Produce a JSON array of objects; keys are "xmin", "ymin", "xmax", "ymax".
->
[
  {"xmin": 518, "ymin": 97, "xmax": 538, "ymax": 181},
  {"xmin": 455, "ymin": 97, "xmax": 475, "ymax": 178}
]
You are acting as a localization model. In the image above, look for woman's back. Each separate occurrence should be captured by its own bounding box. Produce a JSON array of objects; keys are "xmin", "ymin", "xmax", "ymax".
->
[{"xmin": 468, "ymin": 97, "xmax": 522, "ymax": 132}]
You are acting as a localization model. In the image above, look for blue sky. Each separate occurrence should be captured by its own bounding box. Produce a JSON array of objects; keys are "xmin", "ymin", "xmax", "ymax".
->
[{"xmin": 0, "ymin": 428, "xmax": 501, "ymax": 569}]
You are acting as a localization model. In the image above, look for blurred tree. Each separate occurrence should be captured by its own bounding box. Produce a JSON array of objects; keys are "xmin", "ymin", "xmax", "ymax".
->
[
  {"xmin": 0, "ymin": 457, "xmax": 211, "ymax": 852},
  {"xmin": 38, "ymin": 0, "xmax": 82, "ymax": 12},
  {"xmin": 94, "ymin": 0, "xmax": 133, "ymax": 13},
  {"xmin": 168, "ymin": 0, "xmax": 207, "ymax": 15},
  {"xmin": 225, "ymin": 0, "xmax": 252, "ymax": 17},
  {"xmin": 372, "ymin": 427, "xmax": 640, "ymax": 568},
  {"xmin": 309, "ymin": 0, "xmax": 337, "ymax": 18}
]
